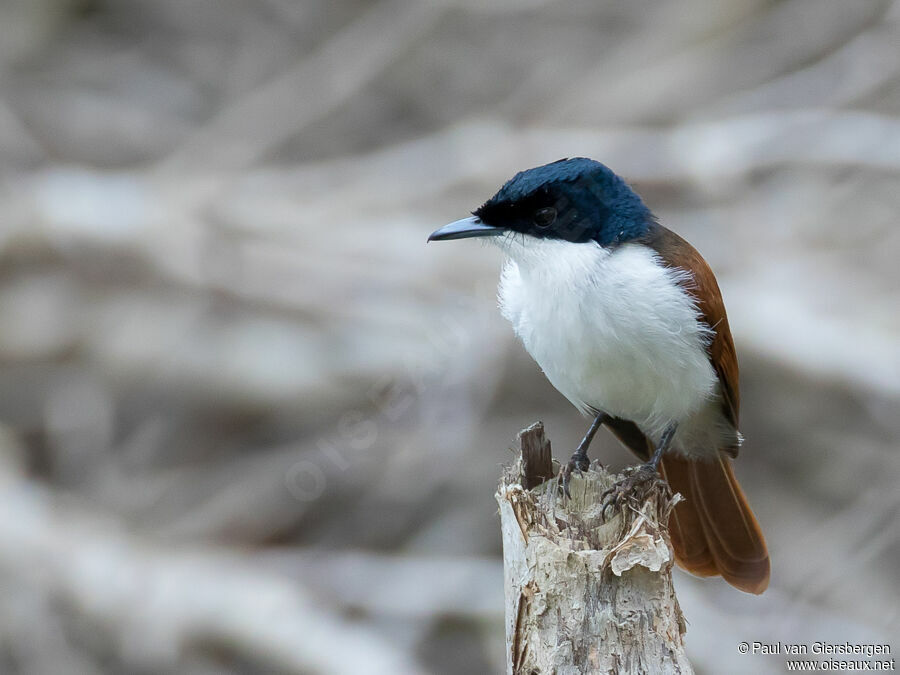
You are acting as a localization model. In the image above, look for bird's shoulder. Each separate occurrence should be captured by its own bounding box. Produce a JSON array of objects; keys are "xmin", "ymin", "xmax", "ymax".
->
[{"xmin": 638, "ymin": 222, "xmax": 740, "ymax": 428}]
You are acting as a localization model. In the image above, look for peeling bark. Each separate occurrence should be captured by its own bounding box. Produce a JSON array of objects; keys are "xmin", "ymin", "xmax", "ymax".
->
[{"xmin": 497, "ymin": 422, "xmax": 692, "ymax": 675}]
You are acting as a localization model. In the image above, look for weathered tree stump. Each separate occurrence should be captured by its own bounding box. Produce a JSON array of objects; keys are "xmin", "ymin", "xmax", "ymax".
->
[{"xmin": 496, "ymin": 421, "xmax": 693, "ymax": 674}]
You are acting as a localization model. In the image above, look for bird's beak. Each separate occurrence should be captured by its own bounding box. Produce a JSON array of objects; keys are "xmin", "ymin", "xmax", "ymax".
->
[{"xmin": 427, "ymin": 216, "xmax": 504, "ymax": 242}]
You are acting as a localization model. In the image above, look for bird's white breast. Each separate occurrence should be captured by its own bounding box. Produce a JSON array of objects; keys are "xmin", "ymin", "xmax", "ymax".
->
[{"xmin": 497, "ymin": 237, "xmax": 719, "ymax": 448}]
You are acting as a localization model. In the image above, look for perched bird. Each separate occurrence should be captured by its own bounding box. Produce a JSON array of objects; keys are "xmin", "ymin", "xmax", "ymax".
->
[{"xmin": 428, "ymin": 158, "xmax": 769, "ymax": 594}]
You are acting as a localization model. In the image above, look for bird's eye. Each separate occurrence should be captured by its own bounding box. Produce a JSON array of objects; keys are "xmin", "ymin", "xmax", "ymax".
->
[{"xmin": 533, "ymin": 207, "xmax": 557, "ymax": 228}]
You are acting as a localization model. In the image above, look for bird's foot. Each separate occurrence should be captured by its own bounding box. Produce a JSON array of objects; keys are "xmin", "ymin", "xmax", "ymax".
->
[
  {"xmin": 600, "ymin": 461, "xmax": 666, "ymax": 520},
  {"xmin": 560, "ymin": 449, "xmax": 593, "ymax": 498}
]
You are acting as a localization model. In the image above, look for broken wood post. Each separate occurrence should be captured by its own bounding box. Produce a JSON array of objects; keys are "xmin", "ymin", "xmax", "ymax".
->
[{"xmin": 496, "ymin": 421, "xmax": 693, "ymax": 674}]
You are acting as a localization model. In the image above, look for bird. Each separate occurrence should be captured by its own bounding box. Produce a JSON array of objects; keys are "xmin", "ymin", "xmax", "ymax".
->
[{"xmin": 427, "ymin": 157, "xmax": 770, "ymax": 594}]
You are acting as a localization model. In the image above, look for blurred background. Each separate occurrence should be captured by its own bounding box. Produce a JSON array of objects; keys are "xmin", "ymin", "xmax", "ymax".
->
[{"xmin": 0, "ymin": 0, "xmax": 898, "ymax": 673}]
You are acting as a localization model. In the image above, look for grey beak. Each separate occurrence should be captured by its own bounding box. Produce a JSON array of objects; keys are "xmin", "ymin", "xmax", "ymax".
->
[{"xmin": 427, "ymin": 216, "xmax": 504, "ymax": 242}]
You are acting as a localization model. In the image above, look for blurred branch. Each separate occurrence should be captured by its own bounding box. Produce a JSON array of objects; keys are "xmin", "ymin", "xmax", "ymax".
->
[
  {"xmin": 549, "ymin": 0, "xmax": 887, "ymax": 124},
  {"xmin": 217, "ymin": 110, "xmax": 900, "ymax": 219},
  {"xmin": 708, "ymin": 22, "xmax": 900, "ymax": 114},
  {"xmin": 154, "ymin": 0, "xmax": 449, "ymax": 174},
  {"xmin": 257, "ymin": 551, "xmax": 502, "ymax": 619},
  {"xmin": 0, "ymin": 465, "xmax": 427, "ymax": 675}
]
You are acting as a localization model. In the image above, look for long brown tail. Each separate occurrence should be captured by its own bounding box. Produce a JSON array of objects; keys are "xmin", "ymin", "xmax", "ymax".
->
[
  {"xmin": 602, "ymin": 417, "xmax": 769, "ymax": 593},
  {"xmin": 660, "ymin": 454, "xmax": 770, "ymax": 594}
]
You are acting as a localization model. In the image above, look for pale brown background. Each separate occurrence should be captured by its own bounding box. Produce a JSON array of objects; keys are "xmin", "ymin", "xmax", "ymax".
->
[{"xmin": 0, "ymin": 1, "xmax": 898, "ymax": 673}]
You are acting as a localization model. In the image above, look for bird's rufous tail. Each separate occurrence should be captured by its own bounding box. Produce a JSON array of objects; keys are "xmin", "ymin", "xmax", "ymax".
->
[
  {"xmin": 660, "ymin": 454, "xmax": 770, "ymax": 594},
  {"xmin": 602, "ymin": 417, "xmax": 770, "ymax": 593}
]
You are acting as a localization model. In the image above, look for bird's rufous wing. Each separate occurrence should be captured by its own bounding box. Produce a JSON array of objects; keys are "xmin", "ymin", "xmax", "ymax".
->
[{"xmin": 641, "ymin": 223, "xmax": 740, "ymax": 430}]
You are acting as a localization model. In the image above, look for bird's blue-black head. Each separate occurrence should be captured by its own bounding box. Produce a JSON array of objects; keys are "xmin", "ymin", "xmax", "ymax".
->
[
  {"xmin": 476, "ymin": 158, "xmax": 653, "ymax": 246},
  {"xmin": 428, "ymin": 158, "xmax": 654, "ymax": 247}
]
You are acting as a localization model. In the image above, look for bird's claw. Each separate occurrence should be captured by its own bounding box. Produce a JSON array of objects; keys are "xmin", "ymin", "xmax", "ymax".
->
[
  {"xmin": 600, "ymin": 463, "xmax": 665, "ymax": 520},
  {"xmin": 560, "ymin": 452, "xmax": 590, "ymax": 498}
]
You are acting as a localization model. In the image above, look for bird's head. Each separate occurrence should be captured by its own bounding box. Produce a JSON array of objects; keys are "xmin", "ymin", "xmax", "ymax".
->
[{"xmin": 428, "ymin": 158, "xmax": 653, "ymax": 249}]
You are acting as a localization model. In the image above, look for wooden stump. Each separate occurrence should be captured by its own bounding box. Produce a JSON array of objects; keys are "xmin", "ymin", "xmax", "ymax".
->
[{"xmin": 496, "ymin": 421, "xmax": 693, "ymax": 674}]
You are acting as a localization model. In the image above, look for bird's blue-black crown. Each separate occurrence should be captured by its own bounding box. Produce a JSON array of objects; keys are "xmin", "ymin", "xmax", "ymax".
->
[{"xmin": 474, "ymin": 158, "xmax": 653, "ymax": 246}]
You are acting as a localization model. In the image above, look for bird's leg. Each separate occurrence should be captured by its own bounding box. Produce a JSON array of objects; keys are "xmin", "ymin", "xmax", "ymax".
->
[
  {"xmin": 601, "ymin": 422, "xmax": 678, "ymax": 519},
  {"xmin": 561, "ymin": 411, "xmax": 608, "ymax": 497}
]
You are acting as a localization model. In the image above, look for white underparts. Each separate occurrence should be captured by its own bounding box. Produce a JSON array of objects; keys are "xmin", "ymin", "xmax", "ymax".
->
[{"xmin": 495, "ymin": 235, "xmax": 735, "ymax": 458}]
